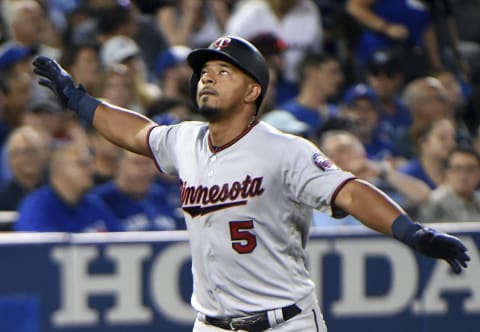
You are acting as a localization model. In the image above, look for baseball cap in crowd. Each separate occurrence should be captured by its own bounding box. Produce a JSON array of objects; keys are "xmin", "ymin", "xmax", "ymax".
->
[
  {"xmin": 262, "ymin": 110, "xmax": 309, "ymax": 135},
  {"xmin": 154, "ymin": 45, "xmax": 192, "ymax": 77},
  {"xmin": 343, "ymin": 83, "xmax": 379, "ymax": 106},
  {"xmin": 250, "ymin": 33, "xmax": 288, "ymax": 58},
  {"xmin": 0, "ymin": 42, "xmax": 35, "ymax": 70},
  {"xmin": 367, "ymin": 48, "xmax": 403, "ymax": 77},
  {"xmin": 100, "ymin": 35, "xmax": 140, "ymax": 68}
]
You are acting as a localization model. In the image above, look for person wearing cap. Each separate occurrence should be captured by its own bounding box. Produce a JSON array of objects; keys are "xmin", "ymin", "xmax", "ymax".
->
[
  {"xmin": 366, "ymin": 48, "xmax": 412, "ymax": 142},
  {"xmin": 340, "ymin": 83, "xmax": 398, "ymax": 161},
  {"xmin": 154, "ymin": 45, "xmax": 193, "ymax": 99},
  {"xmin": 261, "ymin": 109, "xmax": 309, "ymax": 137},
  {"xmin": 100, "ymin": 35, "xmax": 161, "ymax": 109},
  {"xmin": 0, "ymin": 42, "xmax": 35, "ymax": 78},
  {"xmin": 32, "ymin": 35, "xmax": 470, "ymax": 331}
]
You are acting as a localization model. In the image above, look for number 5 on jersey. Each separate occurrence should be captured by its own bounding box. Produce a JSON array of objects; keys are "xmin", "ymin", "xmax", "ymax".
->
[{"xmin": 229, "ymin": 220, "xmax": 257, "ymax": 254}]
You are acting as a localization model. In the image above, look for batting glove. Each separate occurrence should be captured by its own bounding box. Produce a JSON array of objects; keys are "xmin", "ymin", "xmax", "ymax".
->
[
  {"xmin": 392, "ymin": 215, "xmax": 470, "ymax": 274},
  {"xmin": 33, "ymin": 56, "xmax": 100, "ymax": 125}
]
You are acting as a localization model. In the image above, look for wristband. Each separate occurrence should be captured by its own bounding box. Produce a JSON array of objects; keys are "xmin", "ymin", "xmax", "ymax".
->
[
  {"xmin": 391, "ymin": 214, "xmax": 422, "ymax": 247},
  {"xmin": 67, "ymin": 86, "xmax": 101, "ymax": 126}
]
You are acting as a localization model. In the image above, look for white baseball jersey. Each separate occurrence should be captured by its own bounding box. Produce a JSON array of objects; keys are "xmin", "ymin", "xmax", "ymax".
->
[{"xmin": 148, "ymin": 120, "xmax": 355, "ymax": 318}]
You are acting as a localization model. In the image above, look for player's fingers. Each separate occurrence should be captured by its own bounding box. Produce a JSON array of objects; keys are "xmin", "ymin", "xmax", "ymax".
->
[
  {"xmin": 445, "ymin": 257, "xmax": 462, "ymax": 274},
  {"xmin": 38, "ymin": 78, "xmax": 55, "ymax": 90},
  {"xmin": 33, "ymin": 67, "xmax": 48, "ymax": 77},
  {"xmin": 447, "ymin": 245, "xmax": 470, "ymax": 263}
]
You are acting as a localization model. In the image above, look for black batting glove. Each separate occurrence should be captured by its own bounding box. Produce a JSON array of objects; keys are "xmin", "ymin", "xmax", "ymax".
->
[
  {"xmin": 33, "ymin": 55, "xmax": 75, "ymax": 108},
  {"xmin": 33, "ymin": 56, "xmax": 100, "ymax": 125},
  {"xmin": 392, "ymin": 215, "xmax": 470, "ymax": 274}
]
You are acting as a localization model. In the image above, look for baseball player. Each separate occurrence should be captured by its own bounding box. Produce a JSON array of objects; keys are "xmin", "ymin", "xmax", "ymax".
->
[{"xmin": 32, "ymin": 36, "xmax": 469, "ymax": 332}]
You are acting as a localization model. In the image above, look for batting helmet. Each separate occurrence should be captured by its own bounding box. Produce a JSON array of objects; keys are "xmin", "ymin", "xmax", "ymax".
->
[{"xmin": 187, "ymin": 36, "xmax": 270, "ymax": 112}]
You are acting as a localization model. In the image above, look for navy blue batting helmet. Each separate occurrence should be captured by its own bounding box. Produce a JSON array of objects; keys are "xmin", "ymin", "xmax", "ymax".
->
[{"xmin": 187, "ymin": 36, "xmax": 270, "ymax": 112}]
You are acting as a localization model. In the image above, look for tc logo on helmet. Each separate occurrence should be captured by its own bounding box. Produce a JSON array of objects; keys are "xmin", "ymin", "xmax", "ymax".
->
[{"xmin": 212, "ymin": 37, "xmax": 232, "ymax": 50}]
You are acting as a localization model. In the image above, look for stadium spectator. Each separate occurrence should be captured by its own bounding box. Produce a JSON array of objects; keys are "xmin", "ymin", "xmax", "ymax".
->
[
  {"xmin": 2, "ymin": 0, "xmax": 62, "ymax": 60},
  {"xmin": 155, "ymin": 0, "xmax": 229, "ymax": 49},
  {"xmin": 399, "ymin": 117, "xmax": 456, "ymax": 189},
  {"xmin": 0, "ymin": 67, "xmax": 33, "ymax": 148},
  {"xmin": 261, "ymin": 109, "xmax": 309, "ymax": 137},
  {"xmin": 0, "ymin": 126, "xmax": 48, "ymax": 211},
  {"xmin": 419, "ymin": 145, "xmax": 480, "ymax": 222},
  {"xmin": 0, "ymin": 42, "xmax": 35, "ymax": 79},
  {"xmin": 92, "ymin": 150, "xmax": 184, "ymax": 231},
  {"xmin": 60, "ymin": 42, "xmax": 101, "ymax": 95},
  {"xmin": 21, "ymin": 99, "xmax": 88, "ymax": 146},
  {"xmin": 432, "ymin": 68, "xmax": 473, "ymax": 137},
  {"xmin": 278, "ymin": 51, "xmax": 343, "ymax": 138},
  {"xmin": 92, "ymin": 0, "xmax": 169, "ymax": 74},
  {"xmin": 319, "ymin": 130, "xmax": 430, "ymax": 218},
  {"xmin": 226, "ymin": 0, "xmax": 323, "ymax": 101},
  {"xmin": 87, "ymin": 128, "xmax": 123, "ymax": 186},
  {"xmin": 397, "ymin": 76, "xmax": 454, "ymax": 158},
  {"xmin": 97, "ymin": 63, "xmax": 144, "ymax": 115},
  {"xmin": 99, "ymin": 35, "xmax": 161, "ymax": 109},
  {"xmin": 366, "ymin": 48, "xmax": 412, "ymax": 141},
  {"xmin": 346, "ymin": 0, "xmax": 444, "ymax": 81},
  {"xmin": 250, "ymin": 33, "xmax": 288, "ymax": 113},
  {"xmin": 154, "ymin": 45, "xmax": 193, "ymax": 100},
  {"xmin": 339, "ymin": 83, "xmax": 398, "ymax": 161},
  {"xmin": 15, "ymin": 141, "xmax": 123, "ymax": 232}
]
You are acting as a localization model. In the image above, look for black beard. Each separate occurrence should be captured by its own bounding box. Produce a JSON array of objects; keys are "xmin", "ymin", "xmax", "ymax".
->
[{"xmin": 198, "ymin": 105, "xmax": 221, "ymax": 121}]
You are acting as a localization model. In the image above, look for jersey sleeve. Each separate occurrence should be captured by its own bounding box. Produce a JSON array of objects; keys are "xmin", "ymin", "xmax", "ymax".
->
[
  {"xmin": 147, "ymin": 125, "xmax": 180, "ymax": 175},
  {"xmin": 281, "ymin": 137, "xmax": 355, "ymax": 217}
]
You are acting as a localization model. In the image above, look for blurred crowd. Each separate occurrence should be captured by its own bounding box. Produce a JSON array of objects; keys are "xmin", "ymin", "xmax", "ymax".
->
[{"xmin": 1, "ymin": 0, "xmax": 480, "ymax": 232}]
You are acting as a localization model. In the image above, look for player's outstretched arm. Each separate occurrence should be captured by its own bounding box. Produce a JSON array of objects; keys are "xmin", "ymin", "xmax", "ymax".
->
[
  {"xmin": 334, "ymin": 179, "xmax": 470, "ymax": 274},
  {"xmin": 32, "ymin": 56, "xmax": 156, "ymax": 157}
]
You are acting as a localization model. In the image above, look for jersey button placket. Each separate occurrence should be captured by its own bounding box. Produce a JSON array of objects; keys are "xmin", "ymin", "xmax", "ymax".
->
[{"xmin": 207, "ymin": 154, "xmax": 217, "ymax": 177}]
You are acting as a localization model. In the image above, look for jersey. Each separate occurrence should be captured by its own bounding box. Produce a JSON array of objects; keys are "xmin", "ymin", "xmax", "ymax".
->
[
  {"xmin": 148, "ymin": 121, "xmax": 355, "ymax": 318},
  {"xmin": 15, "ymin": 186, "xmax": 124, "ymax": 232},
  {"xmin": 92, "ymin": 181, "xmax": 182, "ymax": 231}
]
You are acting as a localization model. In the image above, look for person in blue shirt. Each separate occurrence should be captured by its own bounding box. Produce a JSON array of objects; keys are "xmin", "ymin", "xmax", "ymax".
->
[
  {"xmin": 315, "ymin": 130, "xmax": 430, "ymax": 225},
  {"xmin": 340, "ymin": 83, "xmax": 398, "ymax": 161},
  {"xmin": 366, "ymin": 48, "xmax": 412, "ymax": 142},
  {"xmin": 15, "ymin": 141, "xmax": 123, "ymax": 232},
  {"xmin": 278, "ymin": 51, "xmax": 344, "ymax": 138},
  {"xmin": 346, "ymin": 0, "xmax": 444, "ymax": 81},
  {"xmin": 92, "ymin": 150, "xmax": 184, "ymax": 231},
  {"xmin": 399, "ymin": 118, "xmax": 457, "ymax": 189}
]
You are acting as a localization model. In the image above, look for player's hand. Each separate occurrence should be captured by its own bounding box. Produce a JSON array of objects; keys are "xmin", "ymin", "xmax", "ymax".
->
[
  {"xmin": 412, "ymin": 227, "xmax": 470, "ymax": 274},
  {"xmin": 33, "ymin": 55, "xmax": 75, "ymax": 107}
]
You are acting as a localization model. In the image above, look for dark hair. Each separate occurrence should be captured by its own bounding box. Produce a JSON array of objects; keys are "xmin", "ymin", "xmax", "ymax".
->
[
  {"xmin": 297, "ymin": 51, "xmax": 336, "ymax": 83},
  {"xmin": 446, "ymin": 144, "xmax": 480, "ymax": 167},
  {"xmin": 60, "ymin": 42, "xmax": 100, "ymax": 68},
  {"xmin": 95, "ymin": 4, "xmax": 133, "ymax": 35}
]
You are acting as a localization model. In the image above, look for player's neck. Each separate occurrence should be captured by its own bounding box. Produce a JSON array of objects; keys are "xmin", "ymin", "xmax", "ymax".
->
[{"xmin": 208, "ymin": 116, "xmax": 256, "ymax": 148}]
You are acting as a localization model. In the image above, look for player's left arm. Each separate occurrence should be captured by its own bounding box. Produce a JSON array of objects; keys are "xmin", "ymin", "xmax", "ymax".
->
[{"xmin": 334, "ymin": 178, "xmax": 470, "ymax": 274}]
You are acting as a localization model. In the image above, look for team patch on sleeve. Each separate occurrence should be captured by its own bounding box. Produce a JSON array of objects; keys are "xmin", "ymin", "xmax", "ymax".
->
[{"xmin": 312, "ymin": 153, "xmax": 337, "ymax": 171}]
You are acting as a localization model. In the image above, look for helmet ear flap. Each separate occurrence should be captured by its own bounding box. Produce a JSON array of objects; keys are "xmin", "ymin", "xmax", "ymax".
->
[{"xmin": 190, "ymin": 71, "xmax": 201, "ymax": 109}]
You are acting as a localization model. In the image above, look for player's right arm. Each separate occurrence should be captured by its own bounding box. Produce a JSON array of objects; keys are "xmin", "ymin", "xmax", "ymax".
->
[
  {"xmin": 32, "ymin": 56, "xmax": 157, "ymax": 157},
  {"xmin": 92, "ymin": 103, "xmax": 156, "ymax": 157}
]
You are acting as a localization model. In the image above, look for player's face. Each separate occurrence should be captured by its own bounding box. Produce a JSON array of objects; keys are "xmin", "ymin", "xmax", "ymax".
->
[{"xmin": 196, "ymin": 60, "xmax": 258, "ymax": 120}]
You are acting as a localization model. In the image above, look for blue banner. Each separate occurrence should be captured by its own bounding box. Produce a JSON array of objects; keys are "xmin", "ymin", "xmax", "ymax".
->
[{"xmin": 0, "ymin": 223, "xmax": 478, "ymax": 332}]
